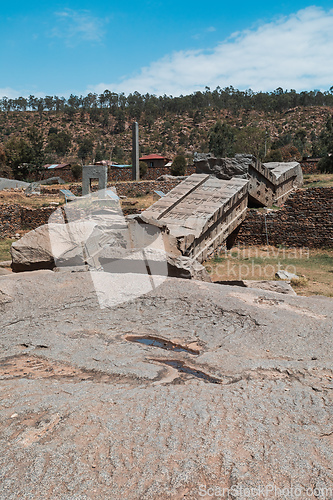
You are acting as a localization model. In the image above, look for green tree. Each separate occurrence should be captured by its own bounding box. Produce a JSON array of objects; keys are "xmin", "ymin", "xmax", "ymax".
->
[
  {"xmin": 0, "ymin": 146, "xmax": 6, "ymax": 167},
  {"xmin": 317, "ymin": 115, "xmax": 333, "ymax": 171},
  {"xmin": 71, "ymin": 164, "xmax": 82, "ymax": 181},
  {"xmin": 4, "ymin": 137, "xmax": 33, "ymax": 179},
  {"xmin": 77, "ymin": 137, "xmax": 94, "ymax": 163},
  {"xmin": 139, "ymin": 161, "xmax": 147, "ymax": 178},
  {"xmin": 47, "ymin": 130, "xmax": 72, "ymax": 156},
  {"xmin": 0, "ymin": 145, "xmax": 12, "ymax": 177},
  {"xmin": 27, "ymin": 126, "xmax": 45, "ymax": 170},
  {"xmin": 112, "ymin": 145, "xmax": 125, "ymax": 164},
  {"xmin": 318, "ymin": 156, "xmax": 333, "ymax": 173},
  {"xmin": 208, "ymin": 121, "xmax": 235, "ymax": 157},
  {"xmin": 293, "ymin": 128, "xmax": 307, "ymax": 155},
  {"xmin": 264, "ymin": 149, "xmax": 283, "ymax": 162},
  {"xmin": 94, "ymin": 144, "xmax": 105, "ymax": 163},
  {"xmin": 171, "ymin": 155, "xmax": 187, "ymax": 176},
  {"xmin": 234, "ymin": 127, "xmax": 267, "ymax": 159}
]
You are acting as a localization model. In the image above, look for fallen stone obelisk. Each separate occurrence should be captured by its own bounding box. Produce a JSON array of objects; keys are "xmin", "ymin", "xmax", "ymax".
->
[
  {"xmin": 194, "ymin": 153, "xmax": 303, "ymax": 206},
  {"xmin": 139, "ymin": 173, "xmax": 249, "ymax": 262}
]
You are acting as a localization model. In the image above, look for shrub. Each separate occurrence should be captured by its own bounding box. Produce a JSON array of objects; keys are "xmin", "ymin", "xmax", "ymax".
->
[
  {"xmin": 318, "ymin": 156, "xmax": 333, "ymax": 173},
  {"xmin": 139, "ymin": 161, "xmax": 147, "ymax": 178},
  {"xmin": 71, "ymin": 164, "xmax": 82, "ymax": 181},
  {"xmin": 171, "ymin": 155, "xmax": 186, "ymax": 176}
]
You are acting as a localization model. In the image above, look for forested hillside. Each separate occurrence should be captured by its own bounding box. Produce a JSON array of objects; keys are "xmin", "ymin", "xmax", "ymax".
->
[{"xmin": 1, "ymin": 87, "xmax": 333, "ymax": 179}]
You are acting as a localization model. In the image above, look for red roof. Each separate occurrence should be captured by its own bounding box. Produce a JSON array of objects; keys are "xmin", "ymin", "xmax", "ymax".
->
[{"xmin": 139, "ymin": 154, "xmax": 169, "ymax": 161}]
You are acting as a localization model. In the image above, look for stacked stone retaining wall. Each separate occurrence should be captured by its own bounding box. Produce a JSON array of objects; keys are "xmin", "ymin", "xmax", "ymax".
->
[
  {"xmin": 0, "ymin": 205, "xmax": 55, "ymax": 239},
  {"xmin": 38, "ymin": 165, "xmax": 196, "ymax": 184},
  {"xmin": 235, "ymin": 187, "xmax": 333, "ymax": 248},
  {"xmin": 300, "ymin": 160, "xmax": 320, "ymax": 175},
  {"xmin": 1, "ymin": 180, "xmax": 184, "ymax": 238},
  {"xmin": 3, "ymin": 186, "xmax": 331, "ymax": 248},
  {"xmin": 42, "ymin": 179, "xmax": 183, "ymax": 197}
]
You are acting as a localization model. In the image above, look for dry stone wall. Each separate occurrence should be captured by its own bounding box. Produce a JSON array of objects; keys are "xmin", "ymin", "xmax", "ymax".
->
[
  {"xmin": 300, "ymin": 159, "xmax": 320, "ymax": 175},
  {"xmin": 235, "ymin": 187, "xmax": 333, "ymax": 248},
  {"xmin": 54, "ymin": 179, "xmax": 184, "ymax": 197},
  {"xmin": 0, "ymin": 205, "xmax": 56, "ymax": 239},
  {"xmin": 2, "ymin": 186, "xmax": 332, "ymax": 250},
  {"xmin": 1, "ymin": 180, "xmax": 184, "ymax": 238},
  {"xmin": 39, "ymin": 165, "xmax": 196, "ymax": 184}
]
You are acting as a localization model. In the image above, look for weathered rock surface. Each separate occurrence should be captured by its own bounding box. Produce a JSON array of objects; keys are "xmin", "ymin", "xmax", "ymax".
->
[
  {"xmin": 10, "ymin": 222, "xmax": 97, "ymax": 271},
  {"xmin": 0, "ymin": 270, "xmax": 332, "ymax": 499},
  {"xmin": 166, "ymin": 254, "xmax": 211, "ymax": 281},
  {"xmin": 194, "ymin": 152, "xmax": 251, "ymax": 179},
  {"xmin": 216, "ymin": 279, "xmax": 297, "ymax": 295},
  {"xmin": 10, "ymin": 224, "xmax": 55, "ymax": 271},
  {"xmin": 0, "ymin": 260, "xmax": 11, "ymax": 268},
  {"xmin": 0, "ymin": 267, "xmax": 11, "ymax": 276}
]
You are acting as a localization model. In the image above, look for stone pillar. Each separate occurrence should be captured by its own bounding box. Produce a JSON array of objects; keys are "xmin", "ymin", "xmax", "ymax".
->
[{"xmin": 132, "ymin": 122, "xmax": 139, "ymax": 181}]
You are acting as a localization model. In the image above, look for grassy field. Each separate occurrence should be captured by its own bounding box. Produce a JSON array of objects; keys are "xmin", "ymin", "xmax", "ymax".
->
[
  {"xmin": 0, "ymin": 189, "xmax": 63, "ymax": 208},
  {"xmin": 205, "ymin": 246, "xmax": 333, "ymax": 297},
  {"xmin": 0, "ymin": 239, "xmax": 15, "ymax": 262},
  {"xmin": 303, "ymin": 173, "xmax": 333, "ymax": 188},
  {"xmin": 0, "ymin": 185, "xmax": 157, "ymax": 212}
]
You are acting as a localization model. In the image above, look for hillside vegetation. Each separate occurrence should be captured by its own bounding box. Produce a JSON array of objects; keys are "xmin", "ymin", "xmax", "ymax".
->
[{"xmin": 1, "ymin": 87, "xmax": 333, "ymax": 178}]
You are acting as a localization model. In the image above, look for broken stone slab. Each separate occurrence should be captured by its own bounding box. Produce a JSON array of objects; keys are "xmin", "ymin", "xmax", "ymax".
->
[
  {"xmin": 11, "ymin": 221, "xmax": 97, "ymax": 272},
  {"xmin": 194, "ymin": 153, "xmax": 303, "ymax": 207},
  {"xmin": 0, "ymin": 177, "xmax": 30, "ymax": 191},
  {"xmin": 11, "ymin": 225, "xmax": 55, "ymax": 272},
  {"xmin": 216, "ymin": 279, "xmax": 296, "ymax": 295},
  {"xmin": 40, "ymin": 177, "xmax": 65, "ymax": 185},
  {"xmin": 157, "ymin": 174, "xmax": 187, "ymax": 181},
  {"xmin": 24, "ymin": 182, "xmax": 41, "ymax": 195},
  {"xmin": 276, "ymin": 270, "xmax": 299, "ymax": 280},
  {"xmin": 10, "ymin": 216, "xmax": 209, "ymax": 281},
  {"xmin": 93, "ymin": 245, "xmax": 210, "ymax": 282},
  {"xmin": 166, "ymin": 255, "xmax": 211, "ymax": 281},
  {"xmin": 141, "ymin": 173, "xmax": 249, "ymax": 262}
]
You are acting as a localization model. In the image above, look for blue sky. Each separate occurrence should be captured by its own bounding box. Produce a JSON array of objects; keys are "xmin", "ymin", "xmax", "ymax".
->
[{"xmin": 1, "ymin": 1, "xmax": 333, "ymax": 98}]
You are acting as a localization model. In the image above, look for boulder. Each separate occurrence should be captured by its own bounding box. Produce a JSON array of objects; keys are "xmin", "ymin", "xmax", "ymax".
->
[
  {"xmin": 166, "ymin": 254, "xmax": 211, "ymax": 281},
  {"xmin": 11, "ymin": 224, "xmax": 55, "ymax": 272},
  {"xmin": 194, "ymin": 152, "xmax": 254, "ymax": 179},
  {"xmin": 11, "ymin": 221, "xmax": 97, "ymax": 272},
  {"xmin": 276, "ymin": 269, "xmax": 299, "ymax": 280}
]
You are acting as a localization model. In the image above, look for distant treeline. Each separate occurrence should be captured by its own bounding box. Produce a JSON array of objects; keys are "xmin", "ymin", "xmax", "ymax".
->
[{"xmin": 2, "ymin": 87, "xmax": 333, "ymax": 118}]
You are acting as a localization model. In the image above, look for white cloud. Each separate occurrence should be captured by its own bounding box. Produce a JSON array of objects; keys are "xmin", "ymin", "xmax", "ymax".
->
[
  {"xmin": 0, "ymin": 87, "xmax": 24, "ymax": 99},
  {"xmin": 51, "ymin": 9, "xmax": 107, "ymax": 46},
  {"xmin": 90, "ymin": 6, "xmax": 333, "ymax": 96},
  {"xmin": 0, "ymin": 88, "xmax": 49, "ymax": 99}
]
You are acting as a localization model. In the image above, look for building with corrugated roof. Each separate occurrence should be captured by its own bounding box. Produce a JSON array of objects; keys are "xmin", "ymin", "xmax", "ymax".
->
[{"xmin": 139, "ymin": 154, "xmax": 170, "ymax": 169}]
